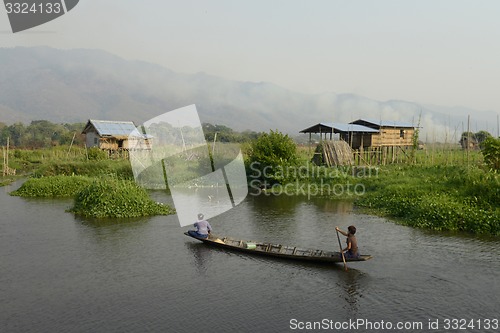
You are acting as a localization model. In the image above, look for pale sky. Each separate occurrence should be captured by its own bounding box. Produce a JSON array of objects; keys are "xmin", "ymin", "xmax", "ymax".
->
[{"xmin": 1, "ymin": 0, "xmax": 500, "ymax": 112}]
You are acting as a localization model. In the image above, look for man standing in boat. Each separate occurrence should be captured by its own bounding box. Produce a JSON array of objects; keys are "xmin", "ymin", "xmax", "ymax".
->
[
  {"xmin": 335, "ymin": 226, "xmax": 359, "ymax": 259},
  {"xmin": 188, "ymin": 213, "xmax": 212, "ymax": 239}
]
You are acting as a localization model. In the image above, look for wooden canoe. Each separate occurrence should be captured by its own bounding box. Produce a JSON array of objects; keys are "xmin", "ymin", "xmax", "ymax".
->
[{"xmin": 184, "ymin": 232, "xmax": 372, "ymax": 263}]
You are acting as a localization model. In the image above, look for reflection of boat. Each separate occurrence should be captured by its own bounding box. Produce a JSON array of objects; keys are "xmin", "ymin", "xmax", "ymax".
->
[{"xmin": 184, "ymin": 232, "xmax": 372, "ymax": 263}]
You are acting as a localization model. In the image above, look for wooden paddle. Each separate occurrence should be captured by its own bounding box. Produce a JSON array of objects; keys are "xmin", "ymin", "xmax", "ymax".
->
[{"xmin": 336, "ymin": 229, "xmax": 348, "ymax": 271}]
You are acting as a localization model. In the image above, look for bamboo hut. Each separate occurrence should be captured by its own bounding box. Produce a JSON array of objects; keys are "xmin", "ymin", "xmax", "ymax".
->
[
  {"xmin": 82, "ymin": 119, "xmax": 152, "ymax": 152},
  {"xmin": 300, "ymin": 118, "xmax": 417, "ymax": 165}
]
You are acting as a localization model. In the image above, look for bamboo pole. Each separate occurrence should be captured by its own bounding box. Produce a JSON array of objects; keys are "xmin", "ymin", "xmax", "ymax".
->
[
  {"xmin": 6, "ymin": 137, "xmax": 9, "ymax": 176},
  {"xmin": 467, "ymin": 115, "xmax": 470, "ymax": 168},
  {"xmin": 67, "ymin": 133, "xmax": 76, "ymax": 158},
  {"xmin": 2, "ymin": 145, "xmax": 5, "ymax": 176},
  {"xmin": 336, "ymin": 229, "xmax": 348, "ymax": 271}
]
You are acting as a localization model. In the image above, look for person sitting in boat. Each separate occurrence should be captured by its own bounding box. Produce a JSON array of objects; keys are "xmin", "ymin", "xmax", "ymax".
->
[
  {"xmin": 335, "ymin": 225, "xmax": 359, "ymax": 259},
  {"xmin": 188, "ymin": 213, "xmax": 212, "ymax": 239}
]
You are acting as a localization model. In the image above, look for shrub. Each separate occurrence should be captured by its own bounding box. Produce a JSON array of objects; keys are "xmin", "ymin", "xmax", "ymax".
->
[
  {"xmin": 481, "ymin": 137, "xmax": 500, "ymax": 170},
  {"xmin": 246, "ymin": 130, "xmax": 299, "ymax": 183},
  {"xmin": 87, "ymin": 147, "xmax": 108, "ymax": 161}
]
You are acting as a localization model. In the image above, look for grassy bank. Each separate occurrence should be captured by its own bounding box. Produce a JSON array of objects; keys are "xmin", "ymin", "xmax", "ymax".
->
[
  {"xmin": 5, "ymin": 146, "xmax": 174, "ymax": 218},
  {"xmin": 356, "ymin": 165, "xmax": 500, "ymax": 235},
  {"xmin": 0, "ymin": 176, "xmax": 19, "ymax": 186},
  {"xmin": 32, "ymin": 159, "xmax": 133, "ymax": 179}
]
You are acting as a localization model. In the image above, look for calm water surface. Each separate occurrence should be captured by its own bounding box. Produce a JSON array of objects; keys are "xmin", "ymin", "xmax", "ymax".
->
[{"xmin": 1, "ymin": 181, "xmax": 499, "ymax": 332}]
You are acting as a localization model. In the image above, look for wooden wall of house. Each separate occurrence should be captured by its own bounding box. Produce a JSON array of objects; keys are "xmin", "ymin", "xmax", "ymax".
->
[
  {"xmin": 85, "ymin": 131, "xmax": 100, "ymax": 148},
  {"xmin": 98, "ymin": 138, "xmax": 119, "ymax": 150},
  {"xmin": 340, "ymin": 128, "xmax": 415, "ymax": 149},
  {"xmin": 85, "ymin": 135, "xmax": 152, "ymax": 151},
  {"xmin": 341, "ymin": 133, "xmax": 373, "ymax": 148},
  {"xmin": 124, "ymin": 138, "xmax": 153, "ymax": 150},
  {"xmin": 372, "ymin": 128, "xmax": 414, "ymax": 147}
]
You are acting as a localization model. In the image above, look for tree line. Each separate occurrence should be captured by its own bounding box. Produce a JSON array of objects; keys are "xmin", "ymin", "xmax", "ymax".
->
[
  {"xmin": 0, "ymin": 120, "xmax": 261, "ymax": 148},
  {"xmin": 0, "ymin": 120, "xmax": 85, "ymax": 148}
]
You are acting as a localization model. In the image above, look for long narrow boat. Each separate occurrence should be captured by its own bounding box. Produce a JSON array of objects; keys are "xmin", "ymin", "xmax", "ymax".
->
[{"xmin": 184, "ymin": 232, "xmax": 372, "ymax": 263}]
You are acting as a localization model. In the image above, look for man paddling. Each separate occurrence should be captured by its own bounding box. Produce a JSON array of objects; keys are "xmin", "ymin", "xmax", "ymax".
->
[{"xmin": 335, "ymin": 225, "xmax": 360, "ymax": 259}]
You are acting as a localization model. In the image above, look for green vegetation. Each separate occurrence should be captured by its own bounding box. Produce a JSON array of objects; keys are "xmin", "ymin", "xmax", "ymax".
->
[
  {"xmin": 32, "ymin": 159, "xmax": 133, "ymax": 179},
  {"xmin": 203, "ymin": 123, "xmax": 260, "ymax": 143},
  {"xmin": 11, "ymin": 175, "xmax": 94, "ymax": 197},
  {"xmin": 70, "ymin": 178, "xmax": 174, "ymax": 218},
  {"xmin": 1, "ymin": 145, "xmax": 133, "ymax": 179},
  {"xmin": 4, "ymin": 146, "xmax": 89, "ymax": 176},
  {"xmin": 481, "ymin": 137, "xmax": 500, "ymax": 170},
  {"xmin": 356, "ymin": 165, "xmax": 500, "ymax": 235},
  {"xmin": 11, "ymin": 174, "xmax": 174, "ymax": 218},
  {"xmin": 2, "ymin": 143, "xmax": 173, "ymax": 218},
  {"xmin": 86, "ymin": 147, "xmax": 109, "ymax": 161},
  {"xmin": 0, "ymin": 177, "xmax": 16, "ymax": 186},
  {"xmin": 1, "ymin": 120, "xmax": 84, "ymax": 148},
  {"xmin": 246, "ymin": 130, "xmax": 299, "ymax": 183}
]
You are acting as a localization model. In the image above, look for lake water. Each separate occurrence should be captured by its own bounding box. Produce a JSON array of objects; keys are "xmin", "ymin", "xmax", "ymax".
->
[{"xmin": 1, "ymin": 181, "xmax": 499, "ymax": 332}]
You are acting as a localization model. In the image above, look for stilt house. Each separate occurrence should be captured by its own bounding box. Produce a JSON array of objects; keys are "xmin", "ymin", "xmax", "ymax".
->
[
  {"xmin": 82, "ymin": 119, "xmax": 152, "ymax": 151},
  {"xmin": 300, "ymin": 118, "xmax": 416, "ymax": 149}
]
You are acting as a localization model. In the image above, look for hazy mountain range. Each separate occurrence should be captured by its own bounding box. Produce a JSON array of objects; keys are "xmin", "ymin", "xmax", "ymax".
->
[{"xmin": 0, "ymin": 46, "xmax": 498, "ymax": 142}]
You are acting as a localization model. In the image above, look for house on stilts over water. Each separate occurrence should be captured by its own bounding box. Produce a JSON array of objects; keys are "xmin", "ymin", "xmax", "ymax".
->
[{"xmin": 300, "ymin": 118, "xmax": 418, "ymax": 166}]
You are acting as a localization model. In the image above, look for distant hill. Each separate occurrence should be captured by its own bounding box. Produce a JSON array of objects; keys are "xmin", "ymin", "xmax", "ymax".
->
[{"xmin": 0, "ymin": 46, "xmax": 497, "ymax": 141}]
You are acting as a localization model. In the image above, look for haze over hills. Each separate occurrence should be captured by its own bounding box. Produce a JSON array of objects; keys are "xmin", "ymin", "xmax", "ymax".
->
[{"xmin": 0, "ymin": 46, "xmax": 497, "ymax": 142}]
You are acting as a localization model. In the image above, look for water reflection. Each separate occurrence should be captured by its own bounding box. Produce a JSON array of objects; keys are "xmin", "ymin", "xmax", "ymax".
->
[
  {"xmin": 246, "ymin": 193, "xmax": 302, "ymax": 216},
  {"xmin": 185, "ymin": 242, "xmax": 212, "ymax": 275},
  {"xmin": 310, "ymin": 198, "xmax": 354, "ymax": 214},
  {"xmin": 75, "ymin": 216, "xmax": 150, "ymax": 229},
  {"xmin": 73, "ymin": 215, "xmax": 151, "ymax": 243},
  {"xmin": 337, "ymin": 268, "xmax": 364, "ymax": 317}
]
